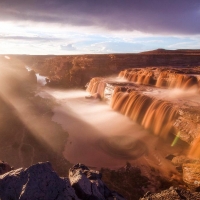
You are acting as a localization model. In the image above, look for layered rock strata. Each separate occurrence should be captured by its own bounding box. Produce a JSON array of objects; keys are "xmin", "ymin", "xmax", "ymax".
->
[{"xmin": 18, "ymin": 49, "xmax": 200, "ymax": 88}]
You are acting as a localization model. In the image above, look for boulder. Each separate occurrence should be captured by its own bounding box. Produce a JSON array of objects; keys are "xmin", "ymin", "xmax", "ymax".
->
[
  {"xmin": 0, "ymin": 162, "xmax": 79, "ymax": 200},
  {"xmin": 69, "ymin": 163, "xmax": 124, "ymax": 200}
]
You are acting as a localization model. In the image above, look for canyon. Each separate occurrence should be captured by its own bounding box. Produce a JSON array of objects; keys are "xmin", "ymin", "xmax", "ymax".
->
[{"xmin": 1, "ymin": 50, "xmax": 200, "ymax": 199}]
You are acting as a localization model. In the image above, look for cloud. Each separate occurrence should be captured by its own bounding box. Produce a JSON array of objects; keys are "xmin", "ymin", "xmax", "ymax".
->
[
  {"xmin": 0, "ymin": 35, "xmax": 61, "ymax": 42},
  {"xmin": 0, "ymin": 0, "xmax": 199, "ymax": 35},
  {"xmin": 60, "ymin": 44, "xmax": 77, "ymax": 51}
]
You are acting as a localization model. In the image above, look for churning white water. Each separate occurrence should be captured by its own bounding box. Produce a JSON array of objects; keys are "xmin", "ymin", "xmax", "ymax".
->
[{"xmin": 26, "ymin": 66, "xmax": 47, "ymax": 86}]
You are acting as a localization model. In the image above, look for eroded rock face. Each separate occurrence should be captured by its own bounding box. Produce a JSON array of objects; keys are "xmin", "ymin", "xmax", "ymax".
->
[
  {"xmin": 183, "ymin": 163, "xmax": 200, "ymax": 190},
  {"xmin": 0, "ymin": 162, "xmax": 79, "ymax": 200},
  {"xmin": 140, "ymin": 187, "xmax": 200, "ymax": 200},
  {"xmin": 69, "ymin": 163, "xmax": 125, "ymax": 200}
]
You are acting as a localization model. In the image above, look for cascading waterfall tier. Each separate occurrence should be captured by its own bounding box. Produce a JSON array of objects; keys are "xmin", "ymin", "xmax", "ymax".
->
[
  {"xmin": 86, "ymin": 67, "xmax": 200, "ymax": 149},
  {"xmin": 86, "ymin": 77, "xmax": 106, "ymax": 99},
  {"xmin": 119, "ymin": 68, "xmax": 199, "ymax": 90},
  {"xmin": 110, "ymin": 87, "xmax": 178, "ymax": 138}
]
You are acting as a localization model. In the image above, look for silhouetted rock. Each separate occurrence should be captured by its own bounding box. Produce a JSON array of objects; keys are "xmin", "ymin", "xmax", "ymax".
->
[
  {"xmin": 140, "ymin": 187, "xmax": 200, "ymax": 199},
  {"xmin": 0, "ymin": 162, "xmax": 79, "ymax": 200},
  {"xmin": 0, "ymin": 161, "xmax": 12, "ymax": 175},
  {"xmin": 0, "ymin": 162, "xmax": 125, "ymax": 200},
  {"xmin": 69, "ymin": 163, "xmax": 125, "ymax": 200}
]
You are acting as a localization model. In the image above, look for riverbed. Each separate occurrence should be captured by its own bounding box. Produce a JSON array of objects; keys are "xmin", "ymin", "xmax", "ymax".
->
[{"xmin": 37, "ymin": 87, "xmax": 185, "ymax": 179}]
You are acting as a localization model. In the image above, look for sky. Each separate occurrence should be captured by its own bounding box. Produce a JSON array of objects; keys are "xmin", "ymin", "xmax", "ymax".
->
[{"xmin": 0, "ymin": 0, "xmax": 200, "ymax": 55}]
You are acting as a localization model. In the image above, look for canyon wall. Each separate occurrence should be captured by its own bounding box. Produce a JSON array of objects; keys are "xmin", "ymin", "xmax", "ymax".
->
[{"xmin": 15, "ymin": 49, "xmax": 200, "ymax": 88}]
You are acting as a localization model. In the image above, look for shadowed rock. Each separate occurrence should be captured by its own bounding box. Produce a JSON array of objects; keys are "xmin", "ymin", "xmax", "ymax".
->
[
  {"xmin": 0, "ymin": 161, "xmax": 12, "ymax": 175},
  {"xmin": 69, "ymin": 163, "xmax": 125, "ymax": 200},
  {"xmin": 0, "ymin": 162, "xmax": 79, "ymax": 200}
]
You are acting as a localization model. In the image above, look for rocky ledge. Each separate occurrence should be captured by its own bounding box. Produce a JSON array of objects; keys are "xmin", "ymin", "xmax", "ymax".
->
[
  {"xmin": 1, "ymin": 161, "xmax": 200, "ymax": 200},
  {"xmin": 0, "ymin": 162, "xmax": 124, "ymax": 200},
  {"xmin": 140, "ymin": 187, "xmax": 200, "ymax": 200}
]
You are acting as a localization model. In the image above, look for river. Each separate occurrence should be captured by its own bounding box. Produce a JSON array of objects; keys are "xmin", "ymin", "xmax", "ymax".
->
[
  {"xmin": 36, "ymin": 88, "xmax": 184, "ymax": 179},
  {"xmin": 29, "ymin": 67, "xmax": 183, "ymax": 175}
]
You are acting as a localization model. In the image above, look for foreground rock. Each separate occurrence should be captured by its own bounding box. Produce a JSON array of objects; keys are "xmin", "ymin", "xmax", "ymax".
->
[
  {"xmin": 140, "ymin": 187, "xmax": 200, "ymax": 200},
  {"xmin": 0, "ymin": 162, "xmax": 79, "ymax": 200},
  {"xmin": 69, "ymin": 163, "xmax": 124, "ymax": 200},
  {"xmin": 0, "ymin": 162, "xmax": 124, "ymax": 200}
]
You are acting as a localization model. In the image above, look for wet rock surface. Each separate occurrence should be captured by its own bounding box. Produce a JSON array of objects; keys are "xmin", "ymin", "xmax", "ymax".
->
[{"xmin": 183, "ymin": 163, "xmax": 200, "ymax": 190}]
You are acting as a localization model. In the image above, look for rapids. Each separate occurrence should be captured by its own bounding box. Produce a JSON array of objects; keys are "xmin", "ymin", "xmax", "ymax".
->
[{"xmin": 26, "ymin": 66, "xmax": 47, "ymax": 86}]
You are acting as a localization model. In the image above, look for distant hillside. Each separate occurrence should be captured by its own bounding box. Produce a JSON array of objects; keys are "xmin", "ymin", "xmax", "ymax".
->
[{"xmin": 140, "ymin": 49, "xmax": 200, "ymax": 55}]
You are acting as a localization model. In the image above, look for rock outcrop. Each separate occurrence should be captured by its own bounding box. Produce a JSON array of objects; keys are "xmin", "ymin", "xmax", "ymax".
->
[
  {"xmin": 0, "ymin": 162, "xmax": 124, "ymax": 200},
  {"xmin": 140, "ymin": 187, "xmax": 200, "ymax": 200},
  {"xmin": 69, "ymin": 163, "xmax": 124, "ymax": 200}
]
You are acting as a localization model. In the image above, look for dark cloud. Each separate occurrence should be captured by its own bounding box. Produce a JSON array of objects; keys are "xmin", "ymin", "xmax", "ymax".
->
[
  {"xmin": 0, "ymin": 0, "xmax": 200, "ymax": 34},
  {"xmin": 0, "ymin": 35, "xmax": 60, "ymax": 41}
]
